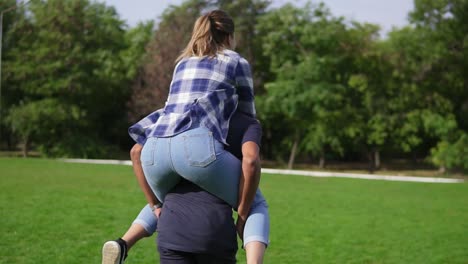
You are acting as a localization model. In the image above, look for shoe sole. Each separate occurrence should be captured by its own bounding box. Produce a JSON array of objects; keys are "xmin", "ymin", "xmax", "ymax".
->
[{"xmin": 102, "ymin": 241, "xmax": 122, "ymax": 264}]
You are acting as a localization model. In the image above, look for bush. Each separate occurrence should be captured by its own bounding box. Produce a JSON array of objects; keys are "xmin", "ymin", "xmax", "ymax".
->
[{"xmin": 430, "ymin": 132, "xmax": 468, "ymax": 172}]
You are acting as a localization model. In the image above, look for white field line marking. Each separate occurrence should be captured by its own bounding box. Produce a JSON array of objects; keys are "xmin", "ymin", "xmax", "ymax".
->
[
  {"xmin": 60, "ymin": 159, "xmax": 464, "ymax": 184},
  {"xmin": 61, "ymin": 158, "xmax": 133, "ymax": 166},
  {"xmin": 261, "ymin": 168, "xmax": 464, "ymax": 183}
]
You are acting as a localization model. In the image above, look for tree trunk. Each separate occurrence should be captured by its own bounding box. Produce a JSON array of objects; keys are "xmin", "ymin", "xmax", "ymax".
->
[
  {"xmin": 438, "ymin": 166, "xmax": 446, "ymax": 174},
  {"xmin": 367, "ymin": 150, "xmax": 375, "ymax": 174},
  {"xmin": 319, "ymin": 148, "xmax": 325, "ymax": 169},
  {"xmin": 374, "ymin": 149, "xmax": 380, "ymax": 170},
  {"xmin": 287, "ymin": 133, "xmax": 299, "ymax": 170},
  {"xmin": 22, "ymin": 137, "xmax": 29, "ymax": 158}
]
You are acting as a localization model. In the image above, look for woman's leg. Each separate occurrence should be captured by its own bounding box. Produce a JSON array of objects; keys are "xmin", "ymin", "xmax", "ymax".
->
[
  {"xmin": 169, "ymin": 127, "xmax": 242, "ymax": 208},
  {"xmin": 121, "ymin": 224, "xmax": 150, "ymax": 249},
  {"xmin": 245, "ymin": 242, "xmax": 266, "ymax": 264},
  {"xmin": 170, "ymin": 127, "xmax": 270, "ymax": 256},
  {"xmin": 102, "ymin": 204, "xmax": 158, "ymax": 264},
  {"xmin": 125, "ymin": 204, "xmax": 158, "ymax": 246},
  {"xmin": 242, "ymin": 190, "xmax": 269, "ymax": 246},
  {"xmin": 243, "ymin": 190, "xmax": 270, "ymax": 264},
  {"xmin": 141, "ymin": 137, "xmax": 182, "ymax": 203}
]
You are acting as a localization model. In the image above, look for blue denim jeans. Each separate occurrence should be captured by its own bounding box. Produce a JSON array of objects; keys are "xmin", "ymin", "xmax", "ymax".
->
[{"xmin": 137, "ymin": 126, "xmax": 270, "ymax": 246}]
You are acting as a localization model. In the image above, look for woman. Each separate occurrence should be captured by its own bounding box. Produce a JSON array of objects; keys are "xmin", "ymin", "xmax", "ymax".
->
[
  {"xmin": 106, "ymin": 10, "xmax": 269, "ymax": 263},
  {"xmin": 102, "ymin": 112, "xmax": 268, "ymax": 264}
]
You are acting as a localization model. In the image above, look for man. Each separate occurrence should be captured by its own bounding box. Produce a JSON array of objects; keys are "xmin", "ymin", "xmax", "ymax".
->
[
  {"xmin": 102, "ymin": 112, "xmax": 268, "ymax": 263},
  {"xmin": 157, "ymin": 179, "xmax": 238, "ymax": 263}
]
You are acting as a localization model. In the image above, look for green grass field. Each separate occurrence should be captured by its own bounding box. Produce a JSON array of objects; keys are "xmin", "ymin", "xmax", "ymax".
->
[{"xmin": 1, "ymin": 158, "xmax": 467, "ymax": 264}]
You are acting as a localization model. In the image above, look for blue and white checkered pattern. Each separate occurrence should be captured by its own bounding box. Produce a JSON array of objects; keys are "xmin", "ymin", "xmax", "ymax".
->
[{"xmin": 129, "ymin": 49, "xmax": 256, "ymax": 145}]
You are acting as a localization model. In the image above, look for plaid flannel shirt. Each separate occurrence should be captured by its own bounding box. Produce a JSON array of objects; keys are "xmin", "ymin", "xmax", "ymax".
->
[{"xmin": 128, "ymin": 49, "xmax": 256, "ymax": 145}]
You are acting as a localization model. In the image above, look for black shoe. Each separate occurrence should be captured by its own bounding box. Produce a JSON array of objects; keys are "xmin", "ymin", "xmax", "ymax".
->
[{"xmin": 102, "ymin": 238, "xmax": 128, "ymax": 264}]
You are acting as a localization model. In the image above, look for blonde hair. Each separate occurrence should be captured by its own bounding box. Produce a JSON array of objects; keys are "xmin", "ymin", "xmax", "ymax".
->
[{"xmin": 176, "ymin": 10, "xmax": 235, "ymax": 62}]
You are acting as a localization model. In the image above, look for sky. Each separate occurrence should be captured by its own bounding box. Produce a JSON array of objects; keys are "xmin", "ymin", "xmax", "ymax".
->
[{"xmin": 101, "ymin": 0, "xmax": 414, "ymax": 36}]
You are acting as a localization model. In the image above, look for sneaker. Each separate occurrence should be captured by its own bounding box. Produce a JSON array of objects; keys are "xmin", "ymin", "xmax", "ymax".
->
[{"xmin": 102, "ymin": 238, "xmax": 128, "ymax": 264}]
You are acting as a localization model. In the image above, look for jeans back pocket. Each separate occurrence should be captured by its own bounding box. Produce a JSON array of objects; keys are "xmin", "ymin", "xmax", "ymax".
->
[{"xmin": 183, "ymin": 132, "xmax": 216, "ymax": 167}]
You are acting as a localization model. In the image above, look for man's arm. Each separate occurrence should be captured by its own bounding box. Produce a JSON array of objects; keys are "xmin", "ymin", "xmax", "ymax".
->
[
  {"xmin": 130, "ymin": 143, "xmax": 162, "ymax": 217},
  {"xmin": 236, "ymin": 141, "xmax": 261, "ymax": 238}
]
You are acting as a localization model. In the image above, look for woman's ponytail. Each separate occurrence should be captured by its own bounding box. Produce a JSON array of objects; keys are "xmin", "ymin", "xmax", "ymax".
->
[{"xmin": 177, "ymin": 10, "xmax": 235, "ymax": 62}]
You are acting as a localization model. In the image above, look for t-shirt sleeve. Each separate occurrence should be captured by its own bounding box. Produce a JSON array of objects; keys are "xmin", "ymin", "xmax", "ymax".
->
[{"xmin": 241, "ymin": 119, "xmax": 262, "ymax": 147}]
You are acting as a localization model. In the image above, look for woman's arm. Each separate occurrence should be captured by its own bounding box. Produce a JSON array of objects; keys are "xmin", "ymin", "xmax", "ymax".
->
[
  {"xmin": 130, "ymin": 143, "xmax": 162, "ymax": 217},
  {"xmin": 236, "ymin": 141, "xmax": 261, "ymax": 238}
]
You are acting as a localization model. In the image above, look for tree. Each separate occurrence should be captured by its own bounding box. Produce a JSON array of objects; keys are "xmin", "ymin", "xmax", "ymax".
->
[
  {"xmin": 0, "ymin": 0, "xmax": 24, "ymax": 149},
  {"xmin": 342, "ymin": 23, "xmax": 399, "ymax": 172},
  {"xmin": 4, "ymin": 0, "xmax": 130, "ymax": 157},
  {"xmin": 121, "ymin": 21, "xmax": 155, "ymax": 82},
  {"xmin": 409, "ymin": 0, "xmax": 468, "ymax": 170},
  {"xmin": 431, "ymin": 131, "xmax": 468, "ymax": 172},
  {"xmin": 258, "ymin": 3, "xmax": 367, "ymax": 169},
  {"xmin": 6, "ymin": 99, "xmax": 77, "ymax": 156}
]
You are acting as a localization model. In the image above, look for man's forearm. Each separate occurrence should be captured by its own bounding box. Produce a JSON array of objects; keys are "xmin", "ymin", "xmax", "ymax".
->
[
  {"xmin": 238, "ymin": 160, "xmax": 260, "ymax": 218},
  {"xmin": 237, "ymin": 142, "xmax": 261, "ymax": 219}
]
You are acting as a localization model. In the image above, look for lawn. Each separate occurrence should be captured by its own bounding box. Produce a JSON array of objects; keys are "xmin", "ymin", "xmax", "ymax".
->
[{"xmin": 1, "ymin": 158, "xmax": 467, "ymax": 263}]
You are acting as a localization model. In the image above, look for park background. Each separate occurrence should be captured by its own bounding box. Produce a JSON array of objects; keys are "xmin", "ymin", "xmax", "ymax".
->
[
  {"xmin": 1, "ymin": 0, "xmax": 468, "ymax": 175},
  {"xmin": 0, "ymin": 0, "xmax": 467, "ymax": 263},
  {"xmin": 0, "ymin": 0, "xmax": 467, "ymax": 175}
]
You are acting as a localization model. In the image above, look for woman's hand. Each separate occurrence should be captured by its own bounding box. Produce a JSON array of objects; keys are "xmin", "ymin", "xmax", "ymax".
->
[{"xmin": 154, "ymin": 207, "xmax": 162, "ymax": 219}]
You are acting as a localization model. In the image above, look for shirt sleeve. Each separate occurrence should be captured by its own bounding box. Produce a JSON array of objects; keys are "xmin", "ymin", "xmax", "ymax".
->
[
  {"xmin": 128, "ymin": 109, "xmax": 164, "ymax": 145},
  {"xmin": 235, "ymin": 57, "xmax": 256, "ymax": 117},
  {"xmin": 242, "ymin": 118, "xmax": 262, "ymax": 147}
]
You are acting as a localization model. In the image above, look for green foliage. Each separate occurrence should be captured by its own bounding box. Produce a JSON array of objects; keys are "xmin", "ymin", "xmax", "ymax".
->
[
  {"xmin": 3, "ymin": 0, "xmax": 134, "ymax": 157},
  {"xmin": 257, "ymin": 3, "xmax": 350, "ymax": 165},
  {"xmin": 383, "ymin": 0, "xmax": 467, "ymax": 170},
  {"xmin": 257, "ymin": 3, "xmax": 395, "ymax": 168},
  {"xmin": 431, "ymin": 132, "xmax": 468, "ymax": 171},
  {"xmin": 121, "ymin": 21, "xmax": 154, "ymax": 79},
  {"xmin": 1, "ymin": 0, "xmax": 466, "ymax": 169},
  {"xmin": 6, "ymin": 98, "xmax": 79, "ymax": 141},
  {"xmin": 254, "ymin": 0, "xmax": 467, "ymax": 170},
  {"xmin": 408, "ymin": 0, "xmax": 468, "ymax": 131}
]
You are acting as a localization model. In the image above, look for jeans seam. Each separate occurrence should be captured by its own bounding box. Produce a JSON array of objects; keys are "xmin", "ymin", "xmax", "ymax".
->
[
  {"xmin": 142, "ymin": 138, "xmax": 156, "ymax": 166},
  {"xmin": 168, "ymin": 137, "xmax": 177, "ymax": 173}
]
